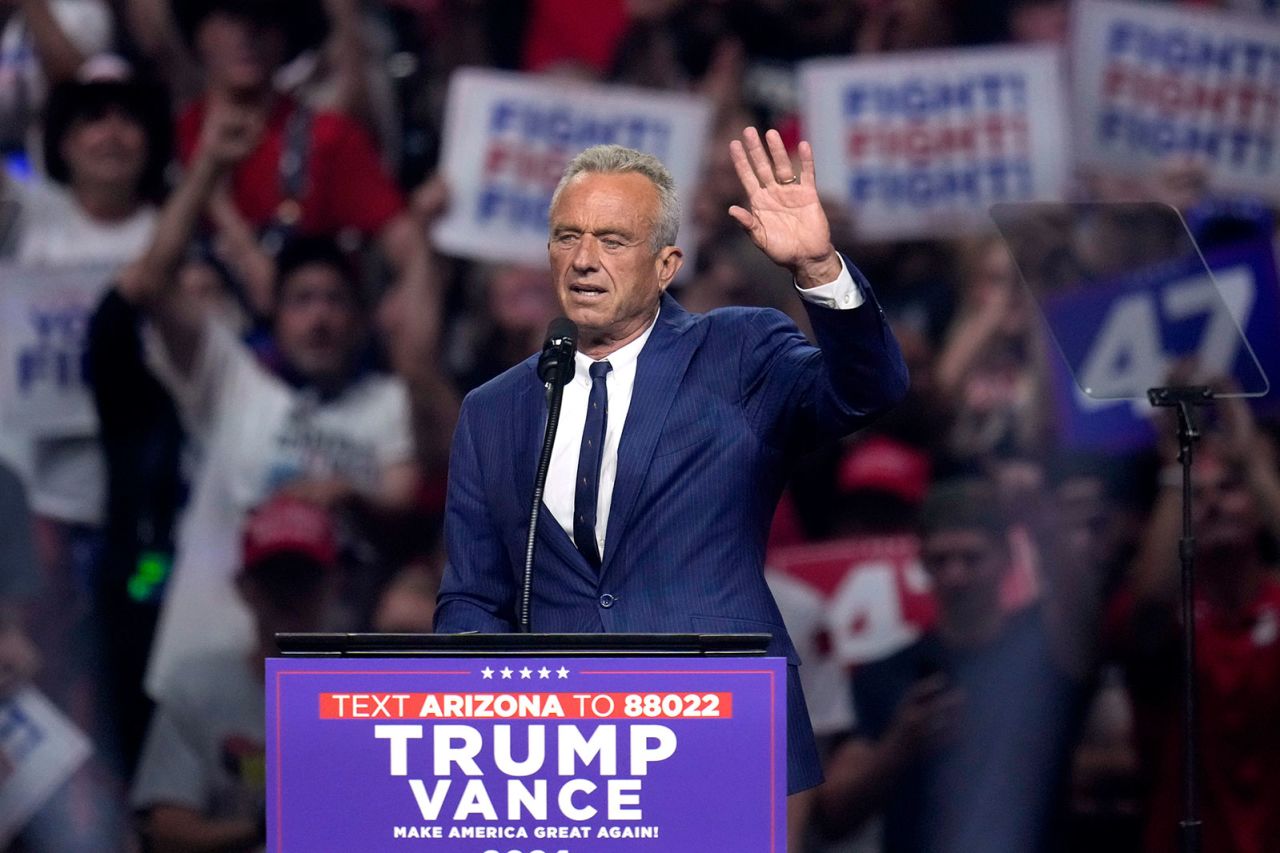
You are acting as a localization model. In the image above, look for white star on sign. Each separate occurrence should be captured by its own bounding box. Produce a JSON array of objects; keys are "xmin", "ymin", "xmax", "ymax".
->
[
  {"xmin": 538, "ymin": 667, "xmax": 551, "ymax": 679},
  {"xmin": 557, "ymin": 666, "xmax": 570, "ymax": 679},
  {"xmin": 481, "ymin": 667, "xmax": 494, "ymax": 679},
  {"xmin": 519, "ymin": 667, "xmax": 533, "ymax": 679},
  {"xmin": 500, "ymin": 667, "xmax": 513, "ymax": 679}
]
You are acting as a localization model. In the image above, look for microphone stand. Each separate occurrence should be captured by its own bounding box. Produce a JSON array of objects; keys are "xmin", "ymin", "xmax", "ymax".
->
[
  {"xmin": 1147, "ymin": 385, "xmax": 1213, "ymax": 853},
  {"xmin": 520, "ymin": 322, "xmax": 576, "ymax": 633},
  {"xmin": 520, "ymin": 380, "xmax": 566, "ymax": 633}
]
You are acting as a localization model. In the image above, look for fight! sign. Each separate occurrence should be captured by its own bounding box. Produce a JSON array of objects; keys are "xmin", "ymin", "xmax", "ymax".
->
[
  {"xmin": 0, "ymin": 263, "xmax": 111, "ymax": 436},
  {"xmin": 432, "ymin": 68, "xmax": 712, "ymax": 266},
  {"xmin": 1072, "ymin": 0, "xmax": 1280, "ymax": 198},
  {"xmin": 267, "ymin": 656, "xmax": 785, "ymax": 852},
  {"xmin": 799, "ymin": 46, "xmax": 1069, "ymax": 240}
]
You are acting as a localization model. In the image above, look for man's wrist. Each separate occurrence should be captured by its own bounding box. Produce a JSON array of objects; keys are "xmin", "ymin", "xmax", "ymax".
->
[{"xmin": 793, "ymin": 251, "xmax": 843, "ymax": 290}]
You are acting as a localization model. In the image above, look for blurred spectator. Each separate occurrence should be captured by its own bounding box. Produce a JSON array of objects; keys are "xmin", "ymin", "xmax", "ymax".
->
[
  {"xmin": 858, "ymin": 240, "xmax": 956, "ymax": 347},
  {"xmin": 446, "ymin": 262, "xmax": 560, "ymax": 393},
  {"xmin": 86, "ymin": 247, "xmax": 246, "ymax": 776},
  {"xmin": 854, "ymin": 0, "xmax": 956, "ymax": 54},
  {"xmin": 679, "ymin": 230, "xmax": 809, "ymax": 335},
  {"xmin": 815, "ymin": 477, "xmax": 1098, "ymax": 852},
  {"xmin": 521, "ymin": 0, "xmax": 628, "ymax": 76},
  {"xmin": 0, "ymin": 0, "xmax": 115, "ymax": 154},
  {"xmin": 168, "ymin": 0, "xmax": 428, "ymax": 296},
  {"xmin": 372, "ymin": 559, "xmax": 440, "ymax": 632},
  {"xmin": 1118, "ymin": 394, "xmax": 1280, "ymax": 853},
  {"xmin": 1046, "ymin": 454, "xmax": 1144, "ymax": 851},
  {"xmin": 833, "ymin": 434, "xmax": 932, "ymax": 536},
  {"xmin": 132, "ymin": 495, "xmax": 340, "ymax": 853},
  {"xmin": 0, "ymin": 62, "xmax": 170, "ymax": 853},
  {"xmin": 1007, "ymin": 0, "xmax": 1069, "ymax": 45},
  {"xmin": 115, "ymin": 98, "xmax": 415, "ymax": 704},
  {"xmin": 0, "ymin": 65, "xmax": 169, "ymax": 526},
  {"xmin": 935, "ymin": 236, "xmax": 1048, "ymax": 464},
  {"xmin": 17, "ymin": 62, "xmax": 168, "ymax": 263}
]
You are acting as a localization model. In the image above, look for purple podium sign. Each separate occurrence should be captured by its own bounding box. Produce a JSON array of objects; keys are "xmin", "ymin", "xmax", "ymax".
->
[{"xmin": 266, "ymin": 656, "xmax": 787, "ymax": 852}]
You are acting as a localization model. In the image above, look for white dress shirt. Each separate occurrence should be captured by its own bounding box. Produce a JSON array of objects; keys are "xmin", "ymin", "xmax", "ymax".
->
[{"xmin": 545, "ymin": 256, "xmax": 864, "ymax": 560}]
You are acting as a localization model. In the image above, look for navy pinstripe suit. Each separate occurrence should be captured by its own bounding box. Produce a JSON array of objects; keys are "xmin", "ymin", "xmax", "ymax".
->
[{"xmin": 436, "ymin": 274, "xmax": 908, "ymax": 793}]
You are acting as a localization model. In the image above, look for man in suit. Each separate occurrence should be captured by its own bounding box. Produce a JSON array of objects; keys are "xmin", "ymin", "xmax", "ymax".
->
[{"xmin": 436, "ymin": 127, "xmax": 909, "ymax": 800}]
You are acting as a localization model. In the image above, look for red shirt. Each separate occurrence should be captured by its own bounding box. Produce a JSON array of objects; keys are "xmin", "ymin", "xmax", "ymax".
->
[
  {"xmin": 1116, "ymin": 578, "xmax": 1280, "ymax": 853},
  {"xmin": 521, "ymin": 0, "xmax": 628, "ymax": 73},
  {"xmin": 177, "ymin": 97, "xmax": 405, "ymax": 238}
]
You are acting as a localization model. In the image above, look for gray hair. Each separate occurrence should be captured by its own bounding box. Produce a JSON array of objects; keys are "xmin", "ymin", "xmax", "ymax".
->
[{"xmin": 549, "ymin": 145, "xmax": 681, "ymax": 251}]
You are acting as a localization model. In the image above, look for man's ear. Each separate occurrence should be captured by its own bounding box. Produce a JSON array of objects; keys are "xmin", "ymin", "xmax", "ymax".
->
[{"xmin": 656, "ymin": 246, "xmax": 684, "ymax": 291}]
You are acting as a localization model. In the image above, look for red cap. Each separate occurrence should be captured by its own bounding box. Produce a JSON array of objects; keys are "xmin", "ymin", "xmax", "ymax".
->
[
  {"xmin": 837, "ymin": 435, "xmax": 931, "ymax": 505},
  {"xmin": 240, "ymin": 495, "xmax": 338, "ymax": 574}
]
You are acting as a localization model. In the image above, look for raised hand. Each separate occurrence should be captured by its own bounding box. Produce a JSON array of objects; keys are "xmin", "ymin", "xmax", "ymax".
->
[
  {"xmin": 882, "ymin": 674, "xmax": 964, "ymax": 761},
  {"xmin": 196, "ymin": 99, "xmax": 263, "ymax": 171},
  {"xmin": 727, "ymin": 127, "xmax": 841, "ymax": 288}
]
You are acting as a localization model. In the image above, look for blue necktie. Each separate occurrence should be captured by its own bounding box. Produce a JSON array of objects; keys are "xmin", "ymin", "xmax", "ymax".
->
[{"xmin": 574, "ymin": 360, "xmax": 612, "ymax": 569}]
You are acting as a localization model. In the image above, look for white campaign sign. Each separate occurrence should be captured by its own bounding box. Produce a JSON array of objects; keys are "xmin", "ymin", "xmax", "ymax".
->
[
  {"xmin": 0, "ymin": 688, "xmax": 92, "ymax": 846},
  {"xmin": 1072, "ymin": 0, "xmax": 1280, "ymax": 198},
  {"xmin": 432, "ymin": 68, "xmax": 712, "ymax": 266},
  {"xmin": 0, "ymin": 263, "xmax": 113, "ymax": 437},
  {"xmin": 799, "ymin": 46, "xmax": 1070, "ymax": 240}
]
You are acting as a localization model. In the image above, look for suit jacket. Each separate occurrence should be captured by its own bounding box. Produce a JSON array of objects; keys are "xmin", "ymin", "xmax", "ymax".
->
[{"xmin": 436, "ymin": 274, "xmax": 909, "ymax": 792}]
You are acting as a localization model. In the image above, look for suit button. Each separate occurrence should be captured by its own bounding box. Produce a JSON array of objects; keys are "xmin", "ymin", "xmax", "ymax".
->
[{"xmin": 599, "ymin": 594, "xmax": 616, "ymax": 609}]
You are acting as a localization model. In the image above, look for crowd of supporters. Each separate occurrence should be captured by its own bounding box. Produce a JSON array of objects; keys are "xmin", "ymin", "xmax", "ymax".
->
[{"xmin": 1, "ymin": 0, "xmax": 1278, "ymax": 851}]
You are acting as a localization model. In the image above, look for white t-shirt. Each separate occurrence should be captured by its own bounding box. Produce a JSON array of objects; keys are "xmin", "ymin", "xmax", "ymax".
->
[
  {"xmin": 0, "ymin": 176, "xmax": 157, "ymax": 524},
  {"xmin": 143, "ymin": 322, "xmax": 413, "ymax": 702},
  {"xmin": 131, "ymin": 648, "xmax": 265, "ymax": 821}
]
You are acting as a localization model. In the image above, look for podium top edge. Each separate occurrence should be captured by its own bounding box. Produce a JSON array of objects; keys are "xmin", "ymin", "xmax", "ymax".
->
[{"xmin": 274, "ymin": 632, "xmax": 773, "ymax": 657}]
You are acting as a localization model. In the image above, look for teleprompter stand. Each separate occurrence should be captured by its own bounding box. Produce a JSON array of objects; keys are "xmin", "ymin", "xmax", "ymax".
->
[
  {"xmin": 1147, "ymin": 385, "xmax": 1213, "ymax": 853},
  {"xmin": 991, "ymin": 201, "xmax": 1271, "ymax": 853}
]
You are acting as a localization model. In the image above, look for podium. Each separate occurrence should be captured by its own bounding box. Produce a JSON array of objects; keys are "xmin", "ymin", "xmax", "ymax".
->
[{"xmin": 266, "ymin": 634, "xmax": 788, "ymax": 852}]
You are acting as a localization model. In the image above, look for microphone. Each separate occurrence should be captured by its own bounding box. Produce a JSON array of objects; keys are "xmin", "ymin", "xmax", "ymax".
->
[
  {"xmin": 538, "ymin": 317, "xmax": 577, "ymax": 388},
  {"xmin": 521, "ymin": 318, "xmax": 578, "ymax": 632}
]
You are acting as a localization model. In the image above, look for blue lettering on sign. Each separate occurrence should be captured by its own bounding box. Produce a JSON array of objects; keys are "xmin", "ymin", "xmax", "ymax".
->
[
  {"xmin": 1097, "ymin": 110, "xmax": 1274, "ymax": 171},
  {"xmin": 0, "ymin": 700, "xmax": 44, "ymax": 768},
  {"xmin": 485, "ymin": 100, "xmax": 674, "ymax": 160},
  {"xmin": 15, "ymin": 306, "xmax": 90, "ymax": 394},
  {"xmin": 1105, "ymin": 20, "xmax": 1280, "ymax": 78},
  {"xmin": 842, "ymin": 75, "xmax": 1026, "ymax": 120},
  {"xmin": 848, "ymin": 160, "xmax": 1032, "ymax": 208},
  {"xmin": 477, "ymin": 184, "xmax": 555, "ymax": 232}
]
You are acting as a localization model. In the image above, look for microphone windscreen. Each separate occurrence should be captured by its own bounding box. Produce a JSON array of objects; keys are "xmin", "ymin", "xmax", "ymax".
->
[
  {"xmin": 545, "ymin": 316, "xmax": 578, "ymax": 347},
  {"xmin": 538, "ymin": 317, "xmax": 578, "ymax": 385}
]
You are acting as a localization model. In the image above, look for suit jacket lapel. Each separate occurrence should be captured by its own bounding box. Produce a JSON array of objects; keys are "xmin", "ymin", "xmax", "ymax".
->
[
  {"xmin": 601, "ymin": 293, "xmax": 702, "ymax": 577},
  {"xmin": 513, "ymin": 360, "xmax": 542, "ymax": 505}
]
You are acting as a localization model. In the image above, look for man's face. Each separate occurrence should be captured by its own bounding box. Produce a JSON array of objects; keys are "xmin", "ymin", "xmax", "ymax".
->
[
  {"xmin": 274, "ymin": 263, "xmax": 362, "ymax": 385},
  {"xmin": 1193, "ymin": 453, "xmax": 1260, "ymax": 556},
  {"xmin": 548, "ymin": 171, "xmax": 682, "ymax": 349},
  {"xmin": 61, "ymin": 106, "xmax": 147, "ymax": 191},
  {"xmin": 195, "ymin": 11, "xmax": 287, "ymax": 93},
  {"xmin": 920, "ymin": 528, "xmax": 1008, "ymax": 625},
  {"xmin": 239, "ymin": 561, "xmax": 332, "ymax": 636}
]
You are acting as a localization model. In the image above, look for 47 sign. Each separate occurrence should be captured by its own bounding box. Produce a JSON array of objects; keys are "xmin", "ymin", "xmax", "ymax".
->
[{"xmin": 1043, "ymin": 240, "xmax": 1277, "ymax": 450}]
